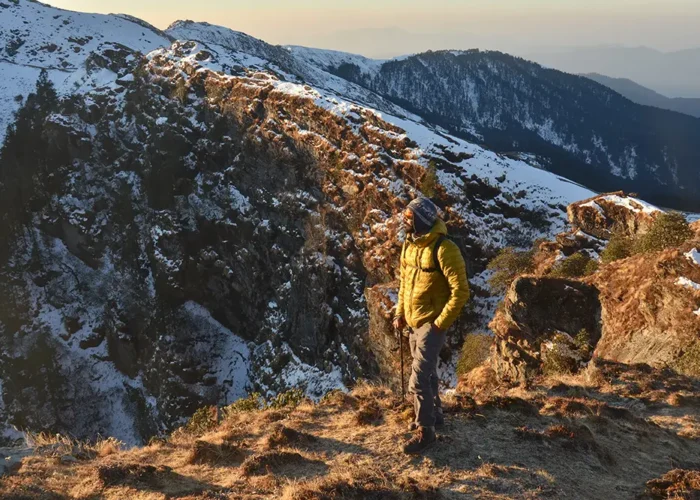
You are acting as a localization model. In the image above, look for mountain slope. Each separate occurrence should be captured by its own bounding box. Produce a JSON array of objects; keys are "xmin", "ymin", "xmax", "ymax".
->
[
  {"xmin": 293, "ymin": 48, "xmax": 700, "ymax": 210},
  {"xmin": 0, "ymin": 0, "xmax": 172, "ymax": 143},
  {"xmin": 583, "ymin": 72, "xmax": 700, "ymax": 119},
  {"xmin": 0, "ymin": 28, "xmax": 596, "ymax": 445}
]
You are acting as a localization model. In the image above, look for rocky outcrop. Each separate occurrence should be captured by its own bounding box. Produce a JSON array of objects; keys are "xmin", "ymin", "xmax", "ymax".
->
[
  {"xmin": 489, "ymin": 277, "xmax": 602, "ymax": 383},
  {"xmin": 567, "ymin": 191, "xmax": 661, "ymax": 239},
  {"xmin": 589, "ymin": 245, "xmax": 700, "ymax": 373}
]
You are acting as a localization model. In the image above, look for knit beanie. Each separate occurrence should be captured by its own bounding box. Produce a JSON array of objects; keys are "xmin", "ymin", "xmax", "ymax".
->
[{"xmin": 407, "ymin": 197, "xmax": 438, "ymax": 235}]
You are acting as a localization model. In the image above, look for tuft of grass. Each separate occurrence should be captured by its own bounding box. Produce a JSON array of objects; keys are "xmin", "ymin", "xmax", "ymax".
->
[
  {"xmin": 240, "ymin": 451, "xmax": 307, "ymax": 477},
  {"xmin": 354, "ymin": 402, "xmax": 383, "ymax": 426},
  {"xmin": 186, "ymin": 439, "xmax": 244, "ymax": 465},
  {"xmin": 456, "ymin": 333, "xmax": 492, "ymax": 377},
  {"xmin": 265, "ymin": 424, "xmax": 316, "ymax": 450}
]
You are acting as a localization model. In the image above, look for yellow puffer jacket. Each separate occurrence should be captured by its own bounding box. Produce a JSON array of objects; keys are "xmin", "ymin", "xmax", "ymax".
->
[{"xmin": 395, "ymin": 219, "xmax": 470, "ymax": 331}]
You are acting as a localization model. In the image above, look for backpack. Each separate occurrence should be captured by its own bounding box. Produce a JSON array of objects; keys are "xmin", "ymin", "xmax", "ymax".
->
[{"xmin": 401, "ymin": 234, "xmax": 465, "ymax": 277}]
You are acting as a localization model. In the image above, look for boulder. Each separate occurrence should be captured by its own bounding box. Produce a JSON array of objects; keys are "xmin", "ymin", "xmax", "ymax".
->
[
  {"xmin": 0, "ymin": 448, "xmax": 31, "ymax": 477},
  {"xmin": 567, "ymin": 191, "xmax": 661, "ymax": 240},
  {"xmin": 489, "ymin": 277, "xmax": 602, "ymax": 384},
  {"xmin": 589, "ymin": 245, "xmax": 700, "ymax": 373}
]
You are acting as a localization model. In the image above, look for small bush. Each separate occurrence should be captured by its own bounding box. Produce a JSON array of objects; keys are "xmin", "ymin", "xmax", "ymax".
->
[
  {"xmin": 549, "ymin": 253, "xmax": 597, "ymax": 278},
  {"xmin": 222, "ymin": 393, "xmax": 264, "ymax": 419},
  {"xmin": 574, "ymin": 329, "xmax": 592, "ymax": 358},
  {"xmin": 421, "ymin": 160, "xmax": 438, "ymax": 198},
  {"xmin": 456, "ymin": 333, "xmax": 492, "ymax": 377},
  {"xmin": 185, "ymin": 406, "xmax": 218, "ymax": 435},
  {"xmin": 541, "ymin": 334, "xmax": 579, "ymax": 376},
  {"xmin": 600, "ymin": 230, "xmax": 634, "ymax": 264},
  {"xmin": 674, "ymin": 341, "xmax": 700, "ymax": 377},
  {"xmin": 635, "ymin": 212, "xmax": 693, "ymax": 254},
  {"xmin": 487, "ymin": 247, "xmax": 535, "ymax": 293},
  {"xmin": 269, "ymin": 388, "xmax": 307, "ymax": 410}
]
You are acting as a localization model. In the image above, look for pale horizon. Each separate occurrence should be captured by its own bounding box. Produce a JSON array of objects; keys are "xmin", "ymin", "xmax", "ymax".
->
[{"xmin": 44, "ymin": 0, "xmax": 700, "ymax": 58}]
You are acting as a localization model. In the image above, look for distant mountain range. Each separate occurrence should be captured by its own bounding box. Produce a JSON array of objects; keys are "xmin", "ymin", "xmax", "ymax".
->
[
  {"xmin": 526, "ymin": 46, "xmax": 700, "ymax": 98},
  {"xmin": 582, "ymin": 73, "xmax": 700, "ymax": 119},
  {"xmin": 305, "ymin": 48, "xmax": 700, "ymax": 210}
]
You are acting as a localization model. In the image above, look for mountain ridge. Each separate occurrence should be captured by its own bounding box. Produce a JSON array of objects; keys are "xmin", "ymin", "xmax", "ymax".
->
[{"xmin": 582, "ymin": 72, "xmax": 700, "ymax": 119}]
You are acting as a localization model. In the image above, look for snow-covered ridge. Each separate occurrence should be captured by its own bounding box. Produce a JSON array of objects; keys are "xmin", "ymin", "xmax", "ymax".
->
[{"xmin": 0, "ymin": 0, "xmax": 171, "ymax": 143}]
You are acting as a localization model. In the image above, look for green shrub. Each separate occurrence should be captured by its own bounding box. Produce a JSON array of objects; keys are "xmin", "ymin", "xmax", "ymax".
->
[
  {"xmin": 185, "ymin": 406, "xmax": 218, "ymax": 435},
  {"xmin": 541, "ymin": 334, "xmax": 579, "ymax": 376},
  {"xmin": 487, "ymin": 247, "xmax": 536, "ymax": 293},
  {"xmin": 674, "ymin": 342, "xmax": 700, "ymax": 377},
  {"xmin": 584, "ymin": 259, "xmax": 600, "ymax": 275},
  {"xmin": 549, "ymin": 253, "xmax": 597, "ymax": 278},
  {"xmin": 600, "ymin": 230, "xmax": 634, "ymax": 264},
  {"xmin": 421, "ymin": 160, "xmax": 438, "ymax": 198},
  {"xmin": 222, "ymin": 393, "xmax": 264, "ymax": 418},
  {"xmin": 221, "ymin": 389, "xmax": 307, "ymax": 420},
  {"xmin": 456, "ymin": 333, "xmax": 492, "ymax": 377},
  {"xmin": 574, "ymin": 329, "xmax": 592, "ymax": 358},
  {"xmin": 635, "ymin": 212, "xmax": 693, "ymax": 254},
  {"xmin": 268, "ymin": 388, "xmax": 307, "ymax": 410}
]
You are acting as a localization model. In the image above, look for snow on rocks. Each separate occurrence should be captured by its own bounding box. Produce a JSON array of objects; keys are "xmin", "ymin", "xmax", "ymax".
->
[
  {"xmin": 685, "ymin": 249, "xmax": 700, "ymax": 267},
  {"xmin": 676, "ymin": 277, "xmax": 700, "ymax": 291},
  {"xmin": 568, "ymin": 191, "xmax": 661, "ymax": 240}
]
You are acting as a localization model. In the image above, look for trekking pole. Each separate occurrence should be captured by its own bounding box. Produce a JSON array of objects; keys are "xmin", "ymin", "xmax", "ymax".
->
[{"xmin": 398, "ymin": 327, "xmax": 406, "ymax": 399}]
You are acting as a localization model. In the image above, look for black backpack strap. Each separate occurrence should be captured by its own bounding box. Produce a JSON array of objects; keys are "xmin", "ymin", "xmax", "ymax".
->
[{"xmin": 432, "ymin": 235, "xmax": 447, "ymax": 276}]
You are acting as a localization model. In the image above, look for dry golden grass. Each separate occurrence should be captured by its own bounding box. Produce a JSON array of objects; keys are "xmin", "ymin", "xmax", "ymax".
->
[{"xmin": 3, "ymin": 361, "xmax": 700, "ymax": 499}]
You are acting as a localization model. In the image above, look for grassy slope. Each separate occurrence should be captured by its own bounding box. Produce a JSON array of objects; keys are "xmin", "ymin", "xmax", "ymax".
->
[{"xmin": 2, "ymin": 360, "xmax": 700, "ymax": 499}]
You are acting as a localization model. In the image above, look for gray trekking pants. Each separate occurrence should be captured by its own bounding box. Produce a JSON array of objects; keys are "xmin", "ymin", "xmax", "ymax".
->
[{"xmin": 408, "ymin": 322, "xmax": 446, "ymax": 428}]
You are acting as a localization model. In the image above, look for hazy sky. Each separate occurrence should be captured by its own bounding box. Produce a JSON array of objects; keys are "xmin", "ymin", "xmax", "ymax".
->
[{"xmin": 47, "ymin": 0, "xmax": 700, "ymax": 57}]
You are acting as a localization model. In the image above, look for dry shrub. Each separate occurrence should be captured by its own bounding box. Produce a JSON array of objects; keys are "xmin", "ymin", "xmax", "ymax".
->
[
  {"xmin": 354, "ymin": 402, "xmax": 383, "ymax": 426},
  {"xmin": 95, "ymin": 437, "xmax": 123, "ymax": 458},
  {"xmin": 282, "ymin": 469, "xmax": 402, "ymax": 500},
  {"xmin": 457, "ymin": 364, "xmax": 500, "ymax": 399},
  {"xmin": 97, "ymin": 463, "xmax": 173, "ymax": 488},
  {"xmin": 319, "ymin": 390, "xmax": 357, "ymax": 408},
  {"xmin": 480, "ymin": 397, "xmax": 540, "ymax": 416},
  {"xmin": 456, "ymin": 333, "xmax": 492, "ymax": 377},
  {"xmin": 240, "ymin": 451, "xmax": 316, "ymax": 477},
  {"xmin": 265, "ymin": 424, "xmax": 316, "ymax": 450},
  {"xmin": 186, "ymin": 440, "xmax": 244, "ymax": 465},
  {"xmin": 642, "ymin": 469, "xmax": 700, "ymax": 499}
]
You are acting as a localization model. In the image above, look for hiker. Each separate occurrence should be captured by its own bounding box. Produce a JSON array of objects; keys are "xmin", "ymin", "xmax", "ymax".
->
[{"xmin": 393, "ymin": 197, "xmax": 470, "ymax": 454}]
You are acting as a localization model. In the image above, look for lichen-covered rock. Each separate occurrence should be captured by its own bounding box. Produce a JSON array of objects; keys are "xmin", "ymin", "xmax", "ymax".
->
[{"xmin": 567, "ymin": 191, "xmax": 661, "ymax": 240}]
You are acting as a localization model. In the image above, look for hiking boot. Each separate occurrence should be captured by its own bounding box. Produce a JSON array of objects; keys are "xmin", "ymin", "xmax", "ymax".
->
[
  {"xmin": 402, "ymin": 426, "xmax": 436, "ymax": 454},
  {"xmin": 408, "ymin": 413, "xmax": 444, "ymax": 432}
]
